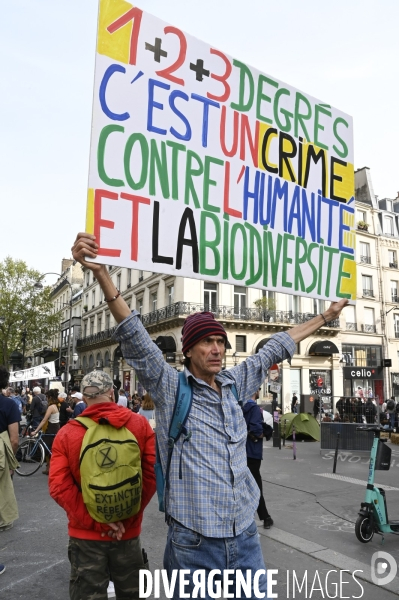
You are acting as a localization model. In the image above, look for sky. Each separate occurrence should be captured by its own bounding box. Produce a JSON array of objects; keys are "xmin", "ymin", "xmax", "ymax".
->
[{"xmin": 2, "ymin": 0, "xmax": 399, "ymax": 277}]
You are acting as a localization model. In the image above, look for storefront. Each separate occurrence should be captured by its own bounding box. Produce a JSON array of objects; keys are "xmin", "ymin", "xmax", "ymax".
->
[
  {"xmin": 343, "ymin": 366, "xmax": 384, "ymax": 402},
  {"xmin": 342, "ymin": 344, "xmax": 383, "ymax": 401},
  {"xmin": 392, "ymin": 373, "xmax": 399, "ymax": 403},
  {"xmin": 309, "ymin": 369, "xmax": 332, "ymax": 412}
]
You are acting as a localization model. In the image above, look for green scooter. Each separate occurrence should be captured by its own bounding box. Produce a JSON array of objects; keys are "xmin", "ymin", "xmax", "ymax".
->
[{"xmin": 355, "ymin": 426, "xmax": 399, "ymax": 543}]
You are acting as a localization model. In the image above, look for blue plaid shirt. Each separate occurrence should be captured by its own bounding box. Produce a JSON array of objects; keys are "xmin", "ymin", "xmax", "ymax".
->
[{"xmin": 114, "ymin": 312, "xmax": 296, "ymax": 537}]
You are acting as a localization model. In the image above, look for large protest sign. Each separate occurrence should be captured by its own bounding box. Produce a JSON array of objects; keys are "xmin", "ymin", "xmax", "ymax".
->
[
  {"xmin": 9, "ymin": 361, "xmax": 56, "ymax": 383},
  {"xmin": 86, "ymin": 0, "xmax": 356, "ymax": 302}
]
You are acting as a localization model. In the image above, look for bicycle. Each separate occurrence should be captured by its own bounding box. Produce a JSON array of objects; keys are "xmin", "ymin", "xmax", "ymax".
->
[{"xmin": 15, "ymin": 430, "xmax": 55, "ymax": 476}]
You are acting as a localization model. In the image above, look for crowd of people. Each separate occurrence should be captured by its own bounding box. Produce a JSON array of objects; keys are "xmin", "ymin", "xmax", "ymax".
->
[{"xmin": 0, "ymin": 229, "xmax": 350, "ymax": 598}]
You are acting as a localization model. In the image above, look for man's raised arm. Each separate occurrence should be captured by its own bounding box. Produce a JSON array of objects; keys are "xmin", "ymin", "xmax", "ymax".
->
[
  {"xmin": 288, "ymin": 299, "xmax": 349, "ymax": 344},
  {"xmin": 72, "ymin": 233, "xmax": 131, "ymax": 323}
]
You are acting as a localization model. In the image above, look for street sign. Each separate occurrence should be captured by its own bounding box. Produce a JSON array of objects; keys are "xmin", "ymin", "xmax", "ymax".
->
[{"xmin": 61, "ymin": 373, "xmax": 71, "ymax": 382}]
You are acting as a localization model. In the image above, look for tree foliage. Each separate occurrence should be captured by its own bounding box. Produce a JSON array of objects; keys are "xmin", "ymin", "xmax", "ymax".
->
[
  {"xmin": 254, "ymin": 296, "xmax": 276, "ymax": 312},
  {"xmin": 0, "ymin": 257, "xmax": 61, "ymax": 366}
]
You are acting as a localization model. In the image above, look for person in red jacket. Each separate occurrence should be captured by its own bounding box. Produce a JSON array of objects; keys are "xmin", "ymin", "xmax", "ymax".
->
[{"xmin": 49, "ymin": 370, "xmax": 156, "ymax": 600}]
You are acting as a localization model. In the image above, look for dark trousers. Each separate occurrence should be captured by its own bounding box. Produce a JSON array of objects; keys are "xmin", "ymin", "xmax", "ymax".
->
[
  {"xmin": 68, "ymin": 536, "xmax": 148, "ymax": 600},
  {"xmin": 247, "ymin": 457, "xmax": 269, "ymax": 521}
]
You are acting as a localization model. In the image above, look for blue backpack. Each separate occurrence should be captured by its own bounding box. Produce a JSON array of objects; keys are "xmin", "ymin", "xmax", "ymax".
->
[{"xmin": 155, "ymin": 372, "xmax": 238, "ymax": 514}]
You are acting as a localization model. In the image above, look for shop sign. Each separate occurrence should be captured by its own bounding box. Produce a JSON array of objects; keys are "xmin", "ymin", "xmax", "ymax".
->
[
  {"xmin": 343, "ymin": 367, "xmax": 383, "ymax": 380},
  {"xmin": 392, "ymin": 373, "xmax": 399, "ymax": 386}
]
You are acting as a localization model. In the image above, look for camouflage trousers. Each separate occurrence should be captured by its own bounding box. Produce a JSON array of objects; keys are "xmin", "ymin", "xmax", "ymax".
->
[{"xmin": 68, "ymin": 536, "xmax": 148, "ymax": 600}]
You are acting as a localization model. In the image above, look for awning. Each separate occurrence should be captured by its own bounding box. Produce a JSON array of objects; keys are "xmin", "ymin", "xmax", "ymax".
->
[
  {"xmin": 155, "ymin": 336, "xmax": 177, "ymax": 352},
  {"xmin": 255, "ymin": 338, "xmax": 269, "ymax": 353},
  {"xmin": 308, "ymin": 340, "xmax": 340, "ymax": 356}
]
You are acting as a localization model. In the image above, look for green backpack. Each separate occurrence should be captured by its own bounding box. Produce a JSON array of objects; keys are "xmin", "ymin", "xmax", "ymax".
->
[{"xmin": 76, "ymin": 416, "xmax": 142, "ymax": 523}]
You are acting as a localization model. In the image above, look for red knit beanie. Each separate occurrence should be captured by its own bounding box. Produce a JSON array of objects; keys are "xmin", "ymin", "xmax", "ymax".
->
[{"xmin": 181, "ymin": 312, "xmax": 228, "ymax": 354}]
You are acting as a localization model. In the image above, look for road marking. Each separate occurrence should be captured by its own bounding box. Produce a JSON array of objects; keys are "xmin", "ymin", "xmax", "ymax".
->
[
  {"xmin": 314, "ymin": 472, "xmax": 399, "ymax": 491},
  {"xmin": 0, "ymin": 559, "xmax": 66, "ymax": 591}
]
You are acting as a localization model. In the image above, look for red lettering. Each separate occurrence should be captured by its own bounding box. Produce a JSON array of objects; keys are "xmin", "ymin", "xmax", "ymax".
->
[
  {"xmin": 94, "ymin": 189, "xmax": 121, "ymax": 257},
  {"xmin": 120, "ymin": 193, "xmax": 151, "ymax": 261},
  {"xmin": 240, "ymin": 115, "xmax": 259, "ymax": 168},
  {"xmin": 223, "ymin": 161, "xmax": 242, "ymax": 218}
]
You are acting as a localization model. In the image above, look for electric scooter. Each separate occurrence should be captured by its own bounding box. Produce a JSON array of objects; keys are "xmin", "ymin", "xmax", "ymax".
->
[{"xmin": 355, "ymin": 426, "xmax": 399, "ymax": 543}]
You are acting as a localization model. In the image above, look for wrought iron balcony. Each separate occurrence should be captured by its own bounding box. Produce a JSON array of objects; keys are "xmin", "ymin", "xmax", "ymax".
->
[
  {"xmin": 76, "ymin": 303, "xmax": 340, "ymax": 349},
  {"xmin": 362, "ymin": 324, "xmax": 376, "ymax": 333},
  {"xmin": 363, "ymin": 289, "xmax": 374, "ymax": 297},
  {"xmin": 359, "ymin": 255, "xmax": 371, "ymax": 264},
  {"xmin": 77, "ymin": 327, "xmax": 117, "ymax": 348},
  {"xmin": 346, "ymin": 322, "xmax": 357, "ymax": 331},
  {"xmin": 140, "ymin": 302, "xmax": 340, "ymax": 328}
]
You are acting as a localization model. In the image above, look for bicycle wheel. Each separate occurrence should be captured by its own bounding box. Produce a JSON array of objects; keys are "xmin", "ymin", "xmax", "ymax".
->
[{"xmin": 15, "ymin": 439, "xmax": 45, "ymax": 476}]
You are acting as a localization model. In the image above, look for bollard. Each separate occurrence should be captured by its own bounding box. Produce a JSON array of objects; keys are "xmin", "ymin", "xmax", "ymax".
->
[
  {"xmin": 293, "ymin": 426, "xmax": 296, "ymax": 460},
  {"xmin": 283, "ymin": 419, "xmax": 287, "ymax": 447},
  {"xmin": 333, "ymin": 432, "xmax": 340, "ymax": 474}
]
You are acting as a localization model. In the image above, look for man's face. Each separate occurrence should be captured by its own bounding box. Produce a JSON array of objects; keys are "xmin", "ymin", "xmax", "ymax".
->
[{"xmin": 186, "ymin": 335, "xmax": 226, "ymax": 378}]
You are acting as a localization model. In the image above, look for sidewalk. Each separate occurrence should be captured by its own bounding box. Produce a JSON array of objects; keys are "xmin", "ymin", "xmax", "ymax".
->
[{"xmin": 256, "ymin": 437, "xmax": 399, "ymax": 597}]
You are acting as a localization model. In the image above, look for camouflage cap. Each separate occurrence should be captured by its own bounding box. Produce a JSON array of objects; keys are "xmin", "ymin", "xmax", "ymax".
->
[{"xmin": 81, "ymin": 371, "xmax": 113, "ymax": 398}]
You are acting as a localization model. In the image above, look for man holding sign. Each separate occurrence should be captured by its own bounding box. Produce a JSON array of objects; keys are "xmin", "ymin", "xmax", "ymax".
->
[{"xmin": 72, "ymin": 232, "xmax": 347, "ymax": 598}]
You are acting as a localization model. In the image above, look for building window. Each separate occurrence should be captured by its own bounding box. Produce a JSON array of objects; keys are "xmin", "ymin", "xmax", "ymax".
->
[
  {"xmin": 359, "ymin": 242, "xmax": 371, "ymax": 264},
  {"xmin": 117, "ymin": 273, "xmax": 121, "ymax": 291},
  {"xmin": 138, "ymin": 298, "xmax": 143, "ymax": 315},
  {"xmin": 386, "ymin": 200, "xmax": 393, "ymax": 212},
  {"xmin": 313, "ymin": 299, "xmax": 325, "ymax": 314},
  {"xmin": 90, "ymin": 319, "xmax": 94, "ymax": 335},
  {"xmin": 138, "ymin": 270, "xmax": 144, "ymax": 282},
  {"xmin": 384, "ymin": 216, "xmax": 394, "ymax": 235},
  {"xmin": 289, "ymin": 295, "xmax": 300, "ymax": 314},
  {"xmin": 234, "ymin": 286, "xmax": 246, "ymax": 316},
  {"xmin": 345, "ymin": 305, "xmax": 357, "ymax": 331},
  {"xmin": 84, "ymin": 321, "xmax": 88, "ymax": 338},
  {"xmin": 357, "ymin": 210, "xmax": 366, "ymax": 223},
  {"xmin": 168, "ymin": 285, "xmax": 174, "ymax": 305},
  {"xmin": 151, "ymin": 292, "xmax": 157, "ymax": 312},
  {"xmin": 127, "ymin": 269, "xmax": 132, "ymax": 287},
  {"xmin": 389, "ymin": 250, "xmax": 397, "ymax": 268},
  {"xmin": 97, "ymin": 315, "xmax": 102, "ymax": 332},
  {"xmin": 235, "ymin": 335, "xmax": 247, "ymax": 352},
  {"xmin": 204, "ymin": 283, "xmax": 217, "ymax": 311},
  {"xmin": 104, "ymin": 351, "xmax": 110, "ymax": 367},
  {"xmin": 394, "ymin": 315, "xmax": 399, "ymax": 339},
  {"xmin": 86, "ymin": 272, "xmax": 90, "ymax": 287},
  {"xmin": 363, "ymin": 308, "xmax": 376, "ymax": 333},
  {"xmin": 342, "ymin": 344, "xmax": 382, "ymax": 367},
  {"xmin": 92, "ymin": 290, "xmax": 96, "ymax": 308},
  {"xmin": 391, "ymin": 281, "xmax": 398, "ymax": 303},
  {"xmin": 362, "ymin": 275, "xmax": 374, "ymax": 297},
  {"xmin": 105, "ymin": 313, "xmax": 110, "ymax": 330}
]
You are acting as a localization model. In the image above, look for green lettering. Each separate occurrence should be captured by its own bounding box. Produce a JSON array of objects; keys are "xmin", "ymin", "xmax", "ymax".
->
[
  {"xmin": 282, "ymin": 234, "xmax": 294, "ymax": 288},
  {"xmin": 98, "ymin": 124, "xmax": 125, "ymax": 187},
  {"xmin": 244, "ymin": 223, "xmax": 262, "ymax": 285},
  {"xmin": 149, "ymin": 139, "xmax": 170, "ymax": 198},
  {"xmin": 230, "ymin": 224, "xmax": 247, "ymax": 280},
  {"xmin": 332, "ymin": 117, "xmax": 349, "ymax": 159},
  {"xmin": 230, "ymin": 60, "xmax": 254, "ymax": 112},
  {"xmin": 273, "ymin": 88, "xmax": 292, "ymax": 133},
  {"xmin": 184, "ymin": 150, "xmax": 203, "ymax": 208},
  {"xmin": 199, "ymin": 211, "xmax": 221, "ymax": 276},
  {"xmin": 336, "ymin": 253, "xmax": 353, "ymax": 299},
  {"xmin": 314, "ymin": 104, "xmax": 331, "ymax": 150},
  {"xmin": 203, "ymin": 156, "xmax": 223, "ymax": 213},
  {"xmin": 294, "ymin": 237, "xmax": 307, "ymax": 292},
  {"xmin": 124, "ymin": 133, "xmax": 148, "ymax": 190},
  {"xmin": 166, "ymin": 140, "xmax": 186, "ymax": 200},
  {"xmin": 256, "ymin": 74, "xmax": 278, "ymax": 124}
]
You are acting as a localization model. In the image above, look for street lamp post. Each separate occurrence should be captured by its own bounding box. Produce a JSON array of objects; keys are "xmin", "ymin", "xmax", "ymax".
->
[{"xmin": 34, "ymin": 272, "xmax": 73, "ymax": 391}]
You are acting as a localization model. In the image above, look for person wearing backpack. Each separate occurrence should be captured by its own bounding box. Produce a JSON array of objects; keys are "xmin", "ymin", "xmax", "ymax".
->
[
  {"xmin": 30, "ymin": 386, "xmax": 48, "ymax": 428},
  {"xmin": 243, "ymin": 390, "xmax": 273, "ymax": 529},
  {"xmin": 72, "ymin": 231, "xmax": 348, "ymax": 599},
  {"xmin": 48, "ymin": 370, "xmax": 156, "ymax": 600}
]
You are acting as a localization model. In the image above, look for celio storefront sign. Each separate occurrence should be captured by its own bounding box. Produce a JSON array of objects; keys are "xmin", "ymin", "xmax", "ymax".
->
[{"xmin": 343, "ymin": 367, "xmax": 383, "ymax": 380}]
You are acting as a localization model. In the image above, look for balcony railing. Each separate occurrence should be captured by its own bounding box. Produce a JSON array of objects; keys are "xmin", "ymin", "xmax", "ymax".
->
[
  {"xmin": 76, "ymin": 303, "xmax": 340, "ymax": 348},
  {"xmin": 362, "ymin": 324, "xmax": 376, "ymax": 333},
  {"xmin": 392, "ymin": 295, "xmax": 399, "ymax": 303},
  {"xmin": 363, "ymin": 289, "xmax": 374, "ymax": 297},
  {"xmin": 389, "ymin": 262, "xmax": 398, "ymax": 268},
  {"xmin": 77, "ymin": 327, "xmax": 117, "ymax": 348},
  {"xmin": 141, "ymin": 302, "xmax": 340, "ymax": 328},
  {"xmin": 346, "ymin": 322, "xmax": 357, "ymax": 331},
  {"xmin": 359, "ymin": 255, "xmax": 371, "ymax": 264}
]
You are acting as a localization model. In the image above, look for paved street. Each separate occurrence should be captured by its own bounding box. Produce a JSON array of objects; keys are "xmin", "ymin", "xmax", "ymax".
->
[{"xmin": 1, "ymin": 437, "xmax": 399, "ymax": 599}]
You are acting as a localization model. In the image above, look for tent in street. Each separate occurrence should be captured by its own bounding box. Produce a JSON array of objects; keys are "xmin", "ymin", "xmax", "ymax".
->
[{"xmin": 279, "ymin": 413, "xmax": 320, "ymax": 441}]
